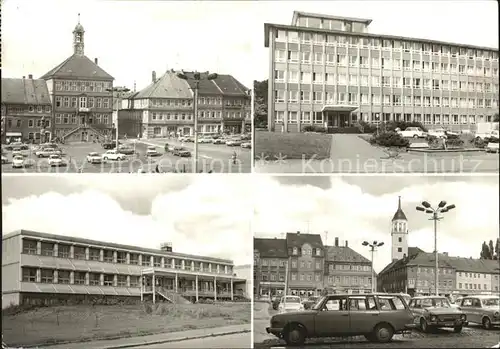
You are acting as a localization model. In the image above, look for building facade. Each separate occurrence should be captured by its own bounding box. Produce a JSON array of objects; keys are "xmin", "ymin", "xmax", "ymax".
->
[
  {"xmin": 41, "ymin": 17, "xmax": 115, "ymax": 142},
  {"xmin": 1, "ymin": 76, "xmax": 52, "ymax": 143},
  {"xmin": 123, "ymin": 70, "xmax": 251, "ymax": 139},
  {"xmin": 253, "ymin": 238, "xmax": 288, "ymax": 298},
  {"xmin": 264, "ymin": 11, "xmax": 499, "ymax": 132},
  {"xmin": 286, "ymin": 232, "xmax": 325, "ymax": 296},
  {"xmin": 324, "ymin": 237, "xmax": 373, "ymax": 294},
  {"xmin": 2, "ymin": 230, "xmax": 244, "ymax": 309}
]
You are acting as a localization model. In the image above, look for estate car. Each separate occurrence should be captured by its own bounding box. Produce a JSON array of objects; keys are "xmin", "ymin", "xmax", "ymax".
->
[
  {"xmin": 459, "ymin": 295, "xmax": 500, "ymax": 330},
  {"xmin": 408, "ymin": 296, "xmax": 467, "ymax": 333},
  {"xmin": 266, "ymin": 293, "xmax": 416, "ymax": 346}
]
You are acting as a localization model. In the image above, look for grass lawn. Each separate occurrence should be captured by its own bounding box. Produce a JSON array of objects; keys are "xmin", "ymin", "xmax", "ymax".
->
[
  {"xmin": 2, "ymin": 302, "xmax": 251, "ymax": 347},
  {"xmin": 255, "ymin": 131, "xmax": 332, "ymax": 160}
]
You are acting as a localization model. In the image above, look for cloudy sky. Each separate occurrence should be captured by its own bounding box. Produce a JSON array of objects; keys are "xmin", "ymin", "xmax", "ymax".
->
[
  {"xmin": 2, "ymin": 175, "xmax": 253, "ymax": 266},
  {"xmin": 254, "ymin": 175, "xmax": 499, "ymax": 273},
  {"xmin": 2, "ymin": 0, "xmax": 498, "ymax": 89}
]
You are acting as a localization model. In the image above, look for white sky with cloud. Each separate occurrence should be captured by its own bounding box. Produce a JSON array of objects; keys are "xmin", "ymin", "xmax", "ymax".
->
[
  {"xmin": 253, "ymin": 176, "xmax": 499, "ymax": 273},
  {"xmin": 2, "ymin": 175, "xmax": 253, "ymax": 265},
  {"xmin": 2, "ymin": 0, "xmax": 498, "ymax": 89}
]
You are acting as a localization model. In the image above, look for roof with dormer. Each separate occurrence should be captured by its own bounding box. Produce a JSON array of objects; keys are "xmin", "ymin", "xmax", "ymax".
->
[
  {"xmin": 392, "ymin": 196, "xmax": 407, "ymax": 221},
  {"xmin": 325, "ymin": 245, "xmax": 371, "ymax": 264},
  {"xmin": 134, "ymin": 71, "xmax": 193, "ymax": 99},
  {"xmin": 286, "ymin": 232, "xmax": 323, "ymax": 249},
  {"xmin": 40, "ymin": 54, "xmax": 113, "ymax": 80},
  {"xmin": 1, "ymin": 78, "xmax": 52, "ymax": 105},
  {"xmin": 254, "ymin": 238, "xmax": 288, "ymax": 258}
]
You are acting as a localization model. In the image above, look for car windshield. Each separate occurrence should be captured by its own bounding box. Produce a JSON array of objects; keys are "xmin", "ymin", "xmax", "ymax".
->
[
  {"xmin": 50, "ymin": 155, "xmax": 60, "ymax": 159},
  {"xmin": 148, "ymin": 147, "xmax": 156, "ymax": 150},
  {"xmin": 283, "ymin": 296, "xmax": 300, "ymax": 304},
  {"xmin": 14, "ymin": 156, "xmax": 23, "ymax": 160},
  {"xmin": 422, "ymin": 297, "xmax": 451, "ymax": 308},
  {"xmin": 312, "ymin": 296, "xmax": 327, "ymax": 310},
  {"xmin": 89, "ymin": 153, "xmax": 98, "ymax": 156},
  {"xmin": 483, "ymin": 298, "xmax": 500, "ymax": 306}
]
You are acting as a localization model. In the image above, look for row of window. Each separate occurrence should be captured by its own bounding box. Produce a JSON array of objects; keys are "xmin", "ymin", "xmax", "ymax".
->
[
  {"xmin": 408, "ymin": 279, "xmax": 455, "ymax": 288},
  {"xmin": 295, "ymin": 17, "xmax": 365, "ymax": 33},
  {"xmin": 6, "ymin": 105, "xmax": 51, "ymax": 114},
  {"xmin": 54, "ymin": 80, "xmax": 113, "ymax": 93},
  {"xmin": 274, "ymin": 111, "xmax": 496, "ymax": 125},
  {"xmin": 150, "ymin": 110, "xmax": 247, "ymax": 121},
  {"xmin": 274, "ymin": 71, "xmax": 499, "ymax": 92},
  {"xmin": 149, "ymin": 98, "xmax": 249, "ymax": 107},
  {"xmin": 5, "ymin": 119, "xmax": 50, "ymax": 129},
  {"xmin": 275, "ymin": 50, "xmax": 499, "ymax": 75},
  {"xmin": 274, "ymin": 91, "xmax": 498, "ymax": 109},
  {"xmin": 458, "ymin": 272, "xmax": 491, "ymax": 278},
  {"xmin": 274, "ymin": 31, "xmax": 499, "ymax": 60},
  {"xmin": 54, "ymin": 113, "xmax": 111, "ymax": 125},
  {"xmin": 458, "ymin": 282, "xmax": 493, "ymax": 290},
  {"xmin": 22, "ymin": 240, "xmax": 232, "ymax": 274},
  {"xmin": 55, "ymin": 96, "xmax": 111, "ymax": 109},
  {"xmin": 325, "ymin": 275, "xmax": 372, "ymax": 285}
]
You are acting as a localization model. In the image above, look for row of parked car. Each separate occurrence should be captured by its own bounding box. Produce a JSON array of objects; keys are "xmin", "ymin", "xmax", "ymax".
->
[
  {"xmin": 266, "ymin": 293, "xmax": 499, "ymax": 345},
  {"xmin": 178, "ymin": 134, "xmax": 251, "ymax": 148}
]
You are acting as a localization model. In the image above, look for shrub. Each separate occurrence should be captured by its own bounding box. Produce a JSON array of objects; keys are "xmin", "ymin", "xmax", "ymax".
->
[
  {"xmin": 446, "ymin": 138, "xmax": 464, "ymax": 148},
  {"xmin": 356, "ymin": 121, "xmax": 378, "ymax": 134},
  {"xmin": 370, "ymin": 131, "xmax": 410, "ymax": 148},
  {"xmin": 302, "ymin": 125, "xmax": 326, "ymax": 133}
]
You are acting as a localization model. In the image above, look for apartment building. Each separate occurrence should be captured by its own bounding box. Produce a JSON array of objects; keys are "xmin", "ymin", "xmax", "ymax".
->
[
  {"xmin": 253, "ymin": 237, "xmax": 288, "ymax": 297},
  {"xmin": 41, "ymin": 17, "xmax": 115, "ymax": 142},
  {"xmin": 264, "ymin": 11, "xmax": 499, "ymax": 133},
  {"xmin": 2, "ymin": 230, "xmax": 244, "ymax": 308},
  {"xmin": 125, "ymin": 70, "xmax": 251, "ymax": 139},
  {"xmin": 1, "ymin": 77, "xmax": 52, "ymax": 143},
  {"xmin": 324, "ymin": 237, "xmax": 373, "ymax": 294}
]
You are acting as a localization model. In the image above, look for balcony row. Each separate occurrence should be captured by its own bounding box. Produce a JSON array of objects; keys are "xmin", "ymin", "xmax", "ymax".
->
[{"xmin": 22, "ymin": 239, "xmax": 233, "ymax": 275}]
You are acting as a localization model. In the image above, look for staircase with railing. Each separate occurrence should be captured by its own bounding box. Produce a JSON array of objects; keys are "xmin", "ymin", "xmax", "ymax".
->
[
  {"xmin": 154, "ymin": 286, "xmax": 191, "ymax": 304},
  {"xmin": 61, "ymin": 124, "xmax": 108, "ymax": 142}
]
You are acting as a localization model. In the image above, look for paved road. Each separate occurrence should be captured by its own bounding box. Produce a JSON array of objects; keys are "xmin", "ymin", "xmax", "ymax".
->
[
  {"xmin": 129, "ymin": 332, "xmax": 251, "ymax": 348},
  {"xmin": 1, "ymin": 138, "xmax": 251, "ymax": 173}
]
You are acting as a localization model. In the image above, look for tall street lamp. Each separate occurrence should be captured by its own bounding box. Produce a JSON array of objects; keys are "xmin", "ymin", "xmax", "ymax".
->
[
  {"xmin": 362, "ymin": 240, "xmax": 384, "ymax": 292},
  {"xmin": 106, "ymin": 87, "xmax": 130, "ymax": 150},
  {"xmin": 177, "ymin": 71, "xmax": 218, "ymax": 173},
  {"xmin": 416, "ymin": 200, "xmax": 456, "ymax": 296}
]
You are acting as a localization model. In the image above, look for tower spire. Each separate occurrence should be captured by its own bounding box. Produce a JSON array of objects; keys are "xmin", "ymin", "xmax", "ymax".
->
[
  {"xmin": 73, "ymin": 14, "xmax": 85, "ymax": 56},
  {"xmin": 398, "ymin": 196, "xmax": 401, "ymax": 209},
  {"xmin": 78, "ymin": 13, "xmax": 80, "ymax": 24}
]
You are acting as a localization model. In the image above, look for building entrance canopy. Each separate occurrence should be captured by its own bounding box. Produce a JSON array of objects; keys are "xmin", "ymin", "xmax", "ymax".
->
[{"xmin": 321, "ymin": 105, "xmax": 359, "ymax": 113}]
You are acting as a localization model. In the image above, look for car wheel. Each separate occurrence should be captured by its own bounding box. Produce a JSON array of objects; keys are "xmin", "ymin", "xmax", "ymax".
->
[
  {"xmin": 103, "ymin": 157, "xmax": 108, "ymax": 161},
  {"xmin": 483, "ymin": 317, "xmax": 492, "ymax": 330},
  {"xmin": 284, "ymin": 325, "xmax": 306, "ymax": 346},
  {"xmin": 420, "ymin": 318, "xmax": 430, "ymax": 333},
  {"xmin": 453, "ymin": 325, "xmax": 463, "ymax": 333},
  {"xmin": 413, "ymin": 135, "xmax": 418, "ymax": 138},
  {"xmin": 372, "ymin": 323, "xmax": 394, "ymax": 343}
]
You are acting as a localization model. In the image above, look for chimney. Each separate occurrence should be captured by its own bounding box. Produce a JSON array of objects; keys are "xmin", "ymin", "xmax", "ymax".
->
[
  {"xmin": 28, "ymin": 74, "xmax": 33, "ymax": 79},
  {"xmin": 335, "ymin": 237, "xmax": 339, "ymax": 247},
  {"xmin": 160, "ymin": 242, "xmax": 172, "ymax": 252},
  {"xmin": 22, "ymin": 76, "xmax": 25, "ymax": 79},
  {"xmin": 94, "ymin": 58, "xmax": 98, "ymax": 65},
  {"xmin": 296, "ymin": 231, "xmax": 300, "ymax": 235},
  {"xmin": 345, "ymin": 240, "xmax": 348, "ymax": 248},
  {"xmin": 152, "ymin": 71, "xmax": 157, "ymax": 83}
]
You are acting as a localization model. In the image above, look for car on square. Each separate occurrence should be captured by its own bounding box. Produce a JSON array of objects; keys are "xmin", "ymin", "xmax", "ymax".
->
[
  {"xmin": 459, "ymin": 295, "xmax": 500, "ymax": 330},
  {"xmin": 408, "ymin": 296, "xmax": 467, "ymax": 333}
]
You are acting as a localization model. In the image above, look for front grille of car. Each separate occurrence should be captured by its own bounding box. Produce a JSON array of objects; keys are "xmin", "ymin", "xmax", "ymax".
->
[{"xmin": 438, "ymin": 315, "xmax": 459, "ymax": 322}]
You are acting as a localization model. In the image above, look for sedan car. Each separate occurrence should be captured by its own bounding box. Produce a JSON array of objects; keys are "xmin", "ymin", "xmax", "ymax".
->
[
  {"xmin": 241, "ymin": 142, "xmax": 251, "ymax": 149},
  {"xmin": 213, "ymin": 138, "xmax": 226, "ymax": 145},
  {"xmin": 267, "ymin": 293, "xmax": 416, "ymax": 346},
  {"xmin": 35, "ymin": 147, "xmax": 60, "ymax": 158},
  {"xmin": 6, "ymin": 142, "xmax": 29, "ymax": 151},
  {"xmin": 146, "ymin": 146, "xmax": 160, "ymax": 157},
  {"xmin": 408, "ymin": 296, "xmax": 467, "ymax": 333},
  {"xmin": 398, "ymin": 127, "xmax": 427, "ymax": 138},
  {"xmin": 459, "ymin": 295, "xmax": 500, "ymax": 330},
  {"xmin": 198, "ymin": 137, "xmax": 213, "ymax": 143},
  {"xmin": 12, "ymin": 155, "xmax": 25, "ymax": 168},
  {"xmin": 86, "ymin": 152, "xmax": 102, "ymax": 164},
  {"xmin": 226, "ymin": 139, "xmax": 243, "ymax": 146},
  {"xmin": 48, "ymin": 154, "xmax": 65, "ymax": 167},
  {"xmin": 278, "ymin": 296, "xmax": 303, "ymax": 313},
  {"xmin": 118, "ymin": 146, "xmax": 135, "ymax": 155},
  {"xmin": 11, "ymin": 147, "xmax": 26, "ymax": 157},
  {"xmin": 172, "ymin": 147, "xmax": 191, "ymax": 157},
  {"xmin": 102, "ymin": 150, "xmax": 126, "ymax": 161}
]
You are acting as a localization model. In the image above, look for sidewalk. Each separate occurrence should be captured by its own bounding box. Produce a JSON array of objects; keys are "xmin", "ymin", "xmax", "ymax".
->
[{"xmin": 39, "ymin": 324, "xmax": 250, "ymax": 349}]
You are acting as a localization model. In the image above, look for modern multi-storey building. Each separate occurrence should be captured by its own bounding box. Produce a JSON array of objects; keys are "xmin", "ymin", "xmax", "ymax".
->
[
  {"xmin": 121, "ymin": 70, "xmax": 251, "ymax": 139},
  {"xmin": 2, "ymin": 230, "xmax": 245, "ymax": 308},
  {"xmin": 40, "ymin": 16, "xmax": 115, "ymax": 142},
  {"xmin": 264, "ymin": 11, "xmax": 499, "ymax": 132},
  {"xmin": 1, "ymin": 76, "xmax": 52, "ymax": 143},
  {"xmin": 324, "ymin": 237, "xmax": 373, "ymax": 294},
  {"xmin": 378, "ymin": 197, "xmax": 499, "ymax": 296},
  {"xmin": 253, "ymin": 237, "xmax": 288, "ymax": 297}
]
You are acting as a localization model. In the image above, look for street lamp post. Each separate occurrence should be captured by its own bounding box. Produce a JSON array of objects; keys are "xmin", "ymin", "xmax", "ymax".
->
[
  {"xmin": 362, "ymin": 240, "xmax": 384, "ymax": 292},
  {"xmin": 106, "ymin": 87, "xmax": 130, "ymax": 150},
  {"xmin": 177, "ymin": 71, "xmax": 218, "ymax": 173},
  {"xmin": 416, "ymin": 201, "xmax": 456, "ymax": 296}
]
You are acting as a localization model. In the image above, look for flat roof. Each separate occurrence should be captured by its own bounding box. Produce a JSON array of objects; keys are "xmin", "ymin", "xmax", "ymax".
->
[
  {"xmin": 292, "ymin": 11, "xmax": 373, "ymax": 26},
  {"xmin": 264, "ymin": 23, "xmax": 498, "ymax": 52},
  {"xmin": 3, "ymin": 229, "xmax": 233, "ymax": 264}
]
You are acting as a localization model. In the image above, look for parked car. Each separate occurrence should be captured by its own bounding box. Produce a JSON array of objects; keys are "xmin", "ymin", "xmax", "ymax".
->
[
  {"xmin": 267, "ymin": 293, "xmax": 416, "ymax": 346},
  {"xmin": 198, "ymin": 137, "xmax": 213, "ymax": 143},
  {"xmin": 459, "ymin": 295, "xmax": 500, "ymax": 330},
  {"xmin": 213, "ymin": 138, "xmax": 226, "ymax": 145},
  {"xmin": 146, "ymin": 146, "xmax": 160, "ymax": 157},
  {"xmin": 102, "ymin": 141, "xmax": 119, "ymax": 150},
  {"xmin": 48, "ymin": 154, "xmax": 65, "ymax": 167},
  {"xmin": 1, "ymin": 154, "xmax": 8, "ymax": 164},
  {"xmin": 398, "ymin": 127, "xmax": 427, "ymax": 138},
  {"xmin": 486, "ymin": 142, "xmax": 500, "ymax": 153},
  {"xmin": 172, "ymin": 147, "xmax": 191, "ymax": 157},
  {"xmin": 102, "ymin": 150, "xmax": 126, "ymax": 161},
  {"xmin": 278, "ymin": 295, "xmax": 303, "ymax": 313},
  {"xmin": 241, "ymin": 142, "xmax": 251, "ymax": 149},
  {"xmin": 118, "ymin": 146, "xmax": 135, "ymax": 155},
  {"xmin": 302, "ymin": 296, "xmax": 319, "ymax": 310},
  {"xmin": 408, "ymin": 296, "xmax": 467, "ymax": 333},
  {"xmin": 226, "ymin": 138, "xmax": 243, "ymax": 146},
  {"xmin": 450, "ymin": 296, "xmax": 463, "ymax": 308},
  {"xmin": 12, "ymin": 155, "xmax": 25, "ymax": 168},
  {"xmin": 86, "ymin": 152, "xmax": 102, "ymax": 164},
  {"xmin": 35, "ymin": 147, "xmax": 60, "ymax": 158},
  {"xmin": 179, "ymin": 136, "xmax": 194, "ymax": 143},
  {"xmin": 6, "ymin": 142, "xmax": 29, "ymax": 151},
  {"xmin": 240, "ymin": 134, "xmax": 251, "ymax": 141},
  {"xmin": 475, "ymin": 129, "xmax": 500, "ymax": 141},
  {"xmin": 11, "ymin": 147, "xmax": 25, "ymax": 157}
]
